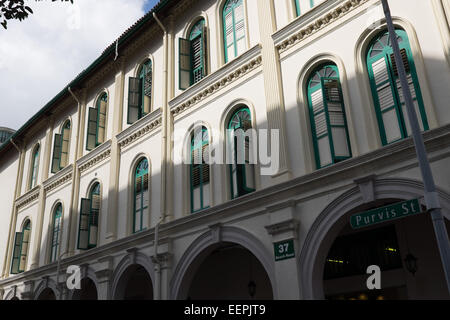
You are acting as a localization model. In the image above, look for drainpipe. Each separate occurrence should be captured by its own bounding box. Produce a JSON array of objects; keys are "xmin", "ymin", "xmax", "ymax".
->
[
  {"xmin": 67, "ymin": 87, "xmax": 82, "ymax": 257},
  {"xmin": 152, "ymin": 12, "xmax": 168, "ymax": 300}
]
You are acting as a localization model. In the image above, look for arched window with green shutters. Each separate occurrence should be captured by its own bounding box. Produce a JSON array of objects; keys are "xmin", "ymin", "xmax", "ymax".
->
[
  {"xmin": 367, "ymin": 29, "xmax": 428, "ymax": 146},
  {"xmin": 190, "ymin": 126, "xmax": 210, "ymax": 213},
  {"xmin": 77, "ymin": 183, "xmax": 100, "ymax": 250},
  {"xmin": 86, "ymin": 93, "xmax": 108, "ymax": 151},
  {"xmin": 133, "ymin": 158, "xmax": 149, "ymax": 233},
  {"xmin": 228, "ymin": 106, "xmax": 255, "ymax": 199},
  {"xmin": 51, "ymin": 120, "xmax": 71, "ymax": 173},
  {"xmin": 128, "ymin": 60, "xmax": 152, "ymax": 124},
  {"xmin": 223, "ymin": 0, "xmax": 246, "ymax": 63},
  {"xmin": 50, "ymin": 204, "xmax": 62, "ymax": 263},
  {"xmin": 179, "ymin": 19, "xmax": 207, "ymax": 90},
  {"xmin": 29, "ymin": 144, "xmax": 40, "ymax": 189},
  {"xmin": 11, "ymin": 220, "xmax": 31, "ymax": 274},
  {"xmin": 307, "ymin": 63, "xmax": 352, "ymax": 169}
]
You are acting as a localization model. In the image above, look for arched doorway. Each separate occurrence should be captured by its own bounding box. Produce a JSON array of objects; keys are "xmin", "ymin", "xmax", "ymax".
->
[
  {"xmin": 114, "ymin": 264, "xmax": 153, "ymax": 300},
  {"xmin": 181, "ymin": 242, "xmax": 273, "ymax": 300},
  {"xmin": 308, "ymin": 196, "xmax": 450, "ymax": 299},
  {"xmin": 72, "ymin": 278, "xmax": 98, "ymax": 300},
  {"xmin": 37, "ymin": 288, "xmax": 56, "ymax": 300}
]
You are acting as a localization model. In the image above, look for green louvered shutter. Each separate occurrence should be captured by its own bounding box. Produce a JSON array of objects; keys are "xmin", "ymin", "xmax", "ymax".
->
[
  {"xmin": 179, "ymin": 37, "xmax": 192, "ymax": 90},
  {"xmin": 309, "ymin": 83, "xmax": 333, "ymax": 168},
  {"xmin": 97, "ymin": 97, "xmax": 107, "ymax": 145},
  {"xmin": 77, "ymin": 198, "xmax": 91, "ymax": 250},
  {"xmin": 369, "ymin": 56, "xmax": 403, "ymax": 145},
  {"xmin": 10, "ymin": 232, "xmax": 22, "ymax": 274},
  {"xmin": 128, "ymin": 77, "xmax": 141, "ymax": 124},
  {"xmin": 51, "ymin": 134, "xmax": 62, "ymax": 173},
  {"xmin": 86, "ymin": 107, "xmax": 98, "ymax": 151},
  {"xmin": 323, "ymin": 78, "xmax": 351, "ymax": 160},
  {"xmin": 143, "ymin": 65, "xmax": 152, "ymax": 116},
  {"xmin": 18, "ymin": 224, "xmax": 30, "ymax": 273}
]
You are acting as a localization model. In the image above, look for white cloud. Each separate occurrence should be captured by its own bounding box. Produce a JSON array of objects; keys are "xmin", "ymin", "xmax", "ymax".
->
[{"xmin": 0, "ymin": 0, "xmax": 147, "ymax": 130}]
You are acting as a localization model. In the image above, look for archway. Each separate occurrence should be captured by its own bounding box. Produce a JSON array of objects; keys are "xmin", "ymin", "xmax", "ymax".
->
[
  {"xmin": 299, "ymin": 179, "xmax": 450, "ymax": 299},
  {"xmin": 113, "ymin": 264, "xmax": 153, "ymax": 300},
  {"xmin": 180, "ymin": 242, "xmax": 273, "ymax": 300},
  {"xmin": 37, "ymin": 288, "xmax": 56, "ymax": 300},
  {"xmin": 72, "ymin": 278, "xmax": 98, "ymax": 300}
]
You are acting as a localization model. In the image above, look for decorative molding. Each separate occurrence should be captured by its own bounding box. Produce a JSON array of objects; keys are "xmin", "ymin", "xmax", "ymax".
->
[
  {"xmin": 15, "ymin": 186, "xmax": 41, "ymax": 210},
  {"xmin": 77, "ymin": 140, "xmax": 112, "ymax": 174},
  {"xmin": 170, "ymin": 45, "xmax": 263, "ymax": 118},
  {"xmin": 274, "ymin": 0, "xmax": 371, "ymax": 54},
  {"xmin": 151, "ymin": 252, "xmax": 173, "ymax": 270},
  {"xmin": 354, "ymin": 174, "xmax": 377, "ymax": 203},
  {"xmin": 265, "ymin": 220, "xmax": 299, "ymax": 238},
  {"xmin": 117, "ymin": 108, "xmax": 162, "ymax": 150},
  {"xmin": 42, "ymin": 165, "xmax": 73, "ymax": 193},
  {"xmin": 209, "ymin": 223, "xmax": 222, "ymax": 244}
]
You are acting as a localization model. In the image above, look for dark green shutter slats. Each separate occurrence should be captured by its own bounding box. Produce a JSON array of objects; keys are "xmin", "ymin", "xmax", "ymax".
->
[
  {"xmin": 179, "ymin": 38, "xmax": 192, "ymax": 90},
  {"xmin": 128, "ymin": 77, "xmax": 141, "ymax": 124},
  {"xmin": 77, "ymin": 198, "xmax": 91, "ymax": 250},
  {"xmin": 19, "ymin": 225, "xmax": 30, "ymax": 273},
  {"xmin": 202, "ymin": 25, "xmax": 208, "ymax": 77},
  {"xmin": 10, "ymin": 232, "xmax": 22, "ymax": 274},
  {"xmin": 97, "ymin": 97, "xmax": 107, "ymax": 144},
  {"xmin": 86, "ymin": 107, "xmax": 98, "ymax": 151},
  {"xmin": 51, "ymin": 134, "xmax": 62, "ymax": 173},
  {"xmin": 144, "ymin": 65, "xmax": 152, "ymax": 113}
]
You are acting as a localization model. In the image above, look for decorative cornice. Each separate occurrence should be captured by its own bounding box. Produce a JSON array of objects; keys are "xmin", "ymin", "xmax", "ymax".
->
[
  {"xmin": 15, "ymin": 186, "xmax": 41, "ymax": 211},
  {"xmin": 265, "ymin": 220, "xmax": 299, "ymax": 237},
  {"xmin": 117, "ymin": 108, "xmax": 163, "ymax": 150},
  {"xmin": 43, "ymin": 164, "xmax": 73, "ymax": 193},
  {"xmin": 274, "ymin": 0, "xmax": 371, "ymax": 54},
  {"xmin": 77, "ymin": 140, "xmax": 112, "ymax": 174},
  {"xmin": 170, "ymin": 45, "xmax": 263, "ymax": 118}
]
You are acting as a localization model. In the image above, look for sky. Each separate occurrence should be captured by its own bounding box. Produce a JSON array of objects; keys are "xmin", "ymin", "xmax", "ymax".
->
[{"xmin": 0, "ymin": 0, "xmax": 160, "ymax": 131}]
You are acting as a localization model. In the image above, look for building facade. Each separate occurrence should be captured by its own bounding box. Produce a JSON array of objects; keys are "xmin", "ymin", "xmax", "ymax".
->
[{"xmin": 0, "ymin": 0, "xmax": 449, "ymax": 300}]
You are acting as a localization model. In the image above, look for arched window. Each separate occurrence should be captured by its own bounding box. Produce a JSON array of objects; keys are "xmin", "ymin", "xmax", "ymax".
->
[
  {"xmin": 11, "ymin": 220, "xmax": 31, "ymax": 274},
  {"xmin": 367, "ymin": 29, "xmax": 428, "ymax": 146},
  {"xmin": 179, "ymin": 18, "xmax": 207, "ymax": 90},
  {"xmin": 133, "ymin": 158, "xmax": 149, "ymax": 233},
  {"xmin": 51, "ymin": 120, "xmax": 71, "ymax": 173},
  {"xmin": 78, "ymin": 183, "xmax": 100, "ymax": 250},
  {"xmin": 29, "ymin": 144, "xmax": 40, "ymax": 189},
  {"xmin": 223, "ymin": 0, "xmax": 246, "ymax": 63},
  {"xmin": 307, "ymin": 63, "xmax": 352, "ymax": 169},
  {"xmin": 128, "ymin": 60, "xmax": 152, "ymax": 124},
  {"xmin": 227, "ymin": 106, "xmax": 255, "ymax": 199},
  {"xmin": 86, "ymin": 93, "xmax": 108, "ymax": 151},
  {"xmin": 190, "ymin": 126, "xmax": 210, "ymax": 213},
  {"xmin": 50, "ymin": 204, "xmax": 62, "ymax": 263}
]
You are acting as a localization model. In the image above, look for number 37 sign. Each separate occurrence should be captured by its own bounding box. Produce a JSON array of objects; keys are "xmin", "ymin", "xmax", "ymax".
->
[{"xmin": 274, "ymin": 239, "xmax": 295, "ymax": 261}]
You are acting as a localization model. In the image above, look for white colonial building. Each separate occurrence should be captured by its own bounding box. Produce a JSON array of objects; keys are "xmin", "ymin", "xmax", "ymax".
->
[{"xmin": 0, "ymin": 0, "xmax": 449, "ymax": 300}]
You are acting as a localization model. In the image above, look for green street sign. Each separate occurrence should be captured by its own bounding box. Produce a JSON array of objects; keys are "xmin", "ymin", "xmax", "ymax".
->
[
  {"xmin": 274, "ymin": 239, "xmax": 295, "ymax": 261},
  {"xmin": 350, "ymin": 198, "xmax": 422, "ymax": 229}
]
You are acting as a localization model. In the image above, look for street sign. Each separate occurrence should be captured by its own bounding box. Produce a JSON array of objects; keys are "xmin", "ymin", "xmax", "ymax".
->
[
  {"xmin": 274, "ymin": 239, "xmax": 295, "ymax": 261},
  {"xmin": 350, "ymin": 198, "xmax": 422, "ymax": 229}
]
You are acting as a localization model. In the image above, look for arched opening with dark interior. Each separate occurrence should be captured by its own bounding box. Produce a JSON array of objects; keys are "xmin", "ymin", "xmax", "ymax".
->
[
  {"xmin": 72, "ymin": 278, "xmax": 98, "ymax": 300},
  {"xmin": 180, "ymin": 242, "xmax": 273, "ymax": 300},
  {"xmin": 114, "ymin": 264, "xmax": 153, "ymax": 300}
]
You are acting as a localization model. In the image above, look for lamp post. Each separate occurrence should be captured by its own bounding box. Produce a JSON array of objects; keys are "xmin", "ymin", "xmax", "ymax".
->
[{"xmin": 380, "ymin": 0, "xmax": 450, "ymax": 294}]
